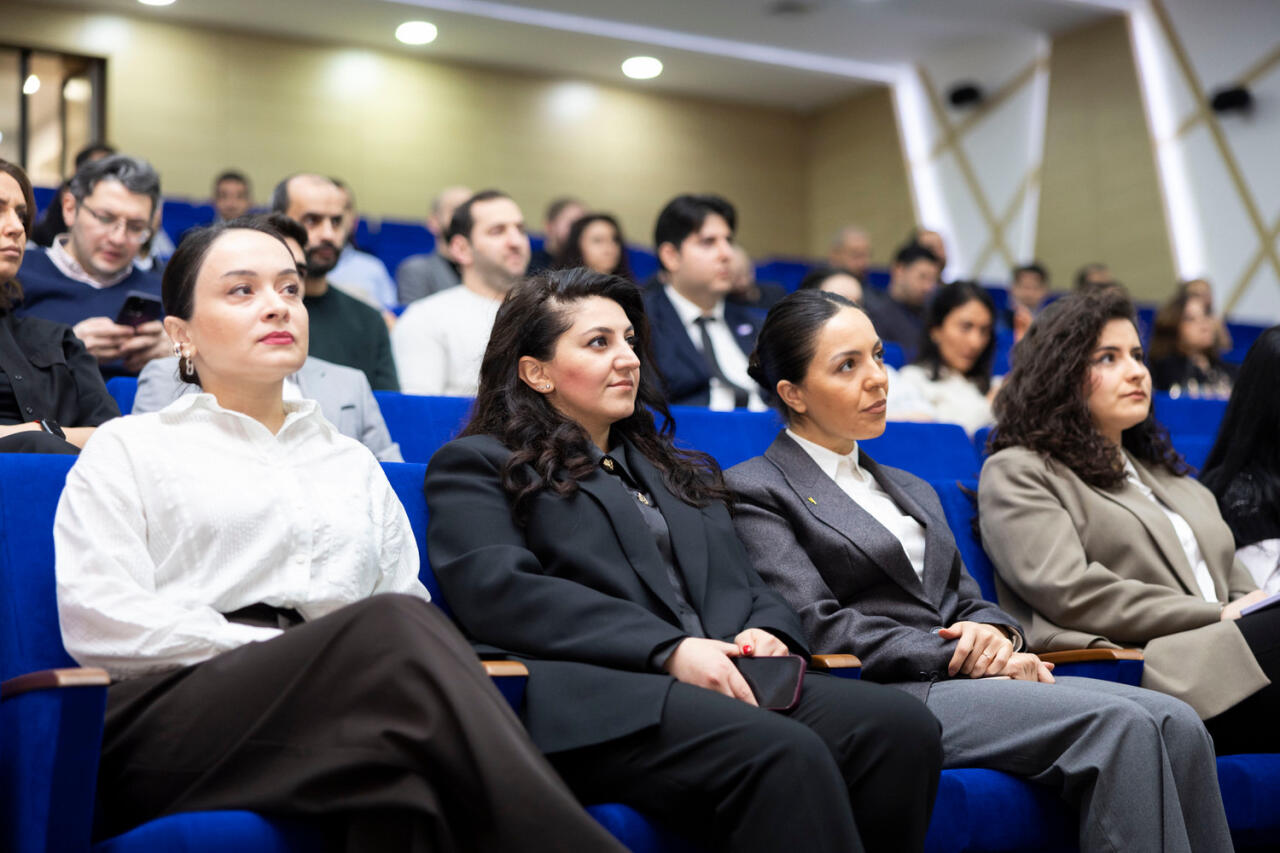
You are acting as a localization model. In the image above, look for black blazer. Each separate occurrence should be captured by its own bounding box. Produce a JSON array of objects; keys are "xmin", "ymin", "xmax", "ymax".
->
[
  {"xmin": 727, "ymin": 432, "xmax": 1019, "ymax": 701},
  {"xmin": 0, "ymin": 311, "xmax": 119, "ymax": 427},
  {"xmin": 642, "ymin": 286, "xmax": 762, "ymax": 407},
  {"xmin": 424, "ymin": 433, "xmax": 808, "ymax": 754}
]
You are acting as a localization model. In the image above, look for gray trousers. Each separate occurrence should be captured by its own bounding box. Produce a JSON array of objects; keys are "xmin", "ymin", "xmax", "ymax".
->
[{"xmin": 925, "ymin": 676, "xmax": 1232, "ymax": 853}]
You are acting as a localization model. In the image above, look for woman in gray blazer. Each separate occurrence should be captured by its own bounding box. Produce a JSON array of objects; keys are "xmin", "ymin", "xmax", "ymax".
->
[
  {"xmin": 979, "ymin": 288, "xmax": 1279, "ymax": 756},
  {"xmin": 727, "ymin": 290, "xmax": 1231, "ymax": 853}
]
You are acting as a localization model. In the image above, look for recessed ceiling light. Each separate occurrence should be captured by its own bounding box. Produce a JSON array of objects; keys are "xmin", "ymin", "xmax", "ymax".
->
[
  {"xmin": 138, "ymin": 0, "xmax": 177, "ymax": 6},
  {"xmin": 22, "ymin": 75, "xmax": 40, "ymax": 96},
  {"xmin": 396, "ymin": 20, "xmax": 438, "ymax": 45},
  {"xmin": 621, "ymin": 56, "xmax": 663, "ymax": 80}
]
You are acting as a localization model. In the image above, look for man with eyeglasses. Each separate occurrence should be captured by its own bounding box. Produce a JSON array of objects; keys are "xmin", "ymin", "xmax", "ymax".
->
[{"xmin": 15, "ymin": 155, "xmax": 168, "ymax": 377}]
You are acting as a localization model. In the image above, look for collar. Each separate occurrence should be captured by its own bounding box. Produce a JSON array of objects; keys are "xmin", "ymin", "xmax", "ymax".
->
[
  {"xmin": 664, "ymin": 284, "xmax": 725, "ymax": 326},
  {"xmin": 160, "ymin": 392, "xmax": 328, "ymax": 436},
  {"xmin": 785, "ymin": 428, "xmax": 863, "ymax": 483},
  {"xmin": 48, "ymin": 234, "xmax": 134, "ymax": 288}
]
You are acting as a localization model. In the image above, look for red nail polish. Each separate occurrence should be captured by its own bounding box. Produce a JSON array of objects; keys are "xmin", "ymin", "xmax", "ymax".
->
[{"xmin": 742, "ymin": 644, "xmax": 753, "ymax": 655}]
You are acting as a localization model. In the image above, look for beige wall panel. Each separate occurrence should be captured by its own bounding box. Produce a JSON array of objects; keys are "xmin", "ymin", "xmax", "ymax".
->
[
  {"xmin": 806, "ymin": 86, "xmax": 915, "ymax": 265},
  {"xmin": 1, "ymin": 2, "xmax": 809, "ymax": 255},
  {"xmin": 1037, "ymin": 16, "xmax": 1175, "ymax": 299}
]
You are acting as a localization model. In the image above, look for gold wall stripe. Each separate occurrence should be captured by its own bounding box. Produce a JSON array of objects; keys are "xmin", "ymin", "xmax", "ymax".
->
[
  {"xmin": 1150, "ymin": 0, "xmax": 1280, "ymax": 306},
  {"xmin": 970, "ymin": 166, "xmax": 1039, "ymax": 275},
  {"xmin": 918, "ymin": 66, "xmax": 1017, "ymax": 270},
  {"xmin": 927, "ymin": 58, "xmax": 1046, "ymax": 163},
  {"xmin": 1225, "ymin": 216, "xmax": 1280, "ymax": 315}
]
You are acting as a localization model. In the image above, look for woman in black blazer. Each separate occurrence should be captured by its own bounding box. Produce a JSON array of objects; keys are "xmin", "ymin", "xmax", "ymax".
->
[
  {"xmin": 425, "ymin": 269, "xmax": 943, "ymax": 853},
  {"xmin": 725, "ymin": 290, "xmax": 1230, "ymax": 853}
]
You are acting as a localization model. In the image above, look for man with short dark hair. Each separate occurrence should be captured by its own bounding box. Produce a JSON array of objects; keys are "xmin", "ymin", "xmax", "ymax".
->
[
  {"xmin": 212, "ymin": 170, "xmax": 252, "ymax": 222},
  {"xmin": 395, "ymin": 185, "xmax": 472, "ymax": 305},
  {"xmin": 642, "ymin": 194, "xmax": 765, "ymax": 410},
  {"xmin": 15, "ymin": 154, "xmax": 169, "ymax": 376},
  {"xmin": 393, "ymin": 190, "xmax": 529, "ymax": 395},
  {"xmin": 861, "ymin": 242, "xmax": 941, "ymax": 362},
  {"xmin": 527, "ymin": 196, "xmax": 585, "ymax": 274},
  {"xmin": 273, "ymin": 173, "xmax": 399, "ymax": 391}
]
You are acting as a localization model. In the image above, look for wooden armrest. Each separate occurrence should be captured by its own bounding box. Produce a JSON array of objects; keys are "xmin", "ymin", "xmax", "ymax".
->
[
  {"xmin": 810, "ymin": 653, "xmax": 862, "ymax": 671},
  {"xmin": 482, "ymin": 660, "xmax": 529, "ymax": 678},
  {"xmin": 1038, "ymin": 648, "xmax": 1143, "ymax": 664},
  {"xmin": 1, "ymin": 667, "xmax": 111, "ymax": 699}
]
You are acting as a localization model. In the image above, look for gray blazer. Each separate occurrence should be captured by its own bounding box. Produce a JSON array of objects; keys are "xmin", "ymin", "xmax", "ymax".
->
[
  {"xmin": 979, "ymin": 446, "xmax": 1266, "ymax": 718},
  {"xmin": 134, "ymin": 356, "xmax": 403, "ymax": 462},
  {"xmin": 727, "ymin": 432, "xmax": 1019, "ymax": 701}
]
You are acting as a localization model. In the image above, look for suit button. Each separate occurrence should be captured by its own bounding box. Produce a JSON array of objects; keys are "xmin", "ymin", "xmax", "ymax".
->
[
  {"xmin": 24, "ymin": 406, "xmax": 33, "ymax": 414},
  {"xmin": 918, "ymin": 671, "xmax": 928, "ymax": 680},
  {"xmin": 12, "ymin": 374, "xmax": 21, "ymax": 381}
]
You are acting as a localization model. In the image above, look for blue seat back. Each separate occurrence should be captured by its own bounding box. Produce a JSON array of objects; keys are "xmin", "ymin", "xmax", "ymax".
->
[
  {"xmin": 107, "ymin": 376, "xmax": 138, "ymax": 415},
  {"xmin": 863, "ymin": 422, "xmax": 981, "ymax": 481},
  {"xmin": 161, "ymin": 200, "xmax": 215, "ymax": 243},
  {"xmin": 380, "ymin": 462, "xmax": 448, "ymax": 616},
  {"xmin": 667, "ymin": 406, "xmax": 785, "ymax": 470},
  {"xmin": 754, "ymin": 258, "xmax": 813, "ymax": 293},
  {"xmin": 627, "ymin": 248, "xmax": 660, "ymax": 282},
  {"xmin": 374, "ymin": 393, "xmax": 473, "ymax": 464},
  {"xmin": 881, "ymin": 341, "xmax": 905, "ymax": 370},
  {"xmin": 1153, "ymin": 393, "xmax": 1228, "ymax": 438},
  {"xmin": 377, "ymin": 220, "xmax": 434, "ymax": 281},
  {"xmin": 929, "ymin": 478, "xmax": 1000, "ymax": 603}
]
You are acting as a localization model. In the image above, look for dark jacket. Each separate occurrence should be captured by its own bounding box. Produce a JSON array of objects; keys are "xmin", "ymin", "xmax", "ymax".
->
[
  {"xmin": 727, "ymin": 432, "xmax": 1018, "ymax": 702},
  {"xmin": 641, "ymin": 286, "xmax": 762, "ymax": 407},
  {"xmin": 424, "ymin": 433, "xmax": 808, "ymax": 753},
  {"xmin": 0, "ymin": 311, "xmax": 119, "ymax": 427}
]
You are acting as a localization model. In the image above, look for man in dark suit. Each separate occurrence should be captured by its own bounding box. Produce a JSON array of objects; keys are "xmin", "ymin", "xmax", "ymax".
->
[
  {"xmin": 642, "ymin": 194, "xmax": 766, "ymax": 409},
  {"xmin": 861, "ymin": 242, "xmax": 940, "ymax": 363}
]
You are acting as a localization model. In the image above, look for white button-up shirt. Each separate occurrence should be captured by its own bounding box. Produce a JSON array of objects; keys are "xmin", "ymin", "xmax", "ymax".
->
[
  {"xmin": 787, "ymin": 429, "xmax": 928, "ymax": 582},
  {"xmin": 55, "ymin": 393, "xmax": 429, "ymax": 680},
  {"xmin": 664, "ymin": 285, "xmax": 767, "ymax": 412},
  {"xmin": 1122, "ymin": 457, "xmax": 1218, "ymax": 603}
]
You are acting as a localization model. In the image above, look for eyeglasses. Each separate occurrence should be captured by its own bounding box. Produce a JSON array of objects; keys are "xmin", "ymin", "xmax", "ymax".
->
[{"xmin": 78, "ymin": 202, "xmax": 152, "ymax": 242}]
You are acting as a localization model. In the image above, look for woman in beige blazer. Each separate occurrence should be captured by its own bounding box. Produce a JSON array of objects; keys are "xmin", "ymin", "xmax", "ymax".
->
[{"xmin": 979, "ymin": 287, "xmax": 1278, "ymax": 755}]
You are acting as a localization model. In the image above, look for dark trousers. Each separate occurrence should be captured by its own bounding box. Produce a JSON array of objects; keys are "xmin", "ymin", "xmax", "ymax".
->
[
  {"xmin": 98, "ymin": 594, "xmax": 625, "ymax": 853},
  {"xmin": 1206, "ymin": 606, "xmax": 1280, "ymax": 754},
  {"xmin": 0, "ymin": 429, "xmax": 77, "ymax": 453},
  {"xmin": 549, "ymin": 673, "xmax": 943, "ymax": 853}
]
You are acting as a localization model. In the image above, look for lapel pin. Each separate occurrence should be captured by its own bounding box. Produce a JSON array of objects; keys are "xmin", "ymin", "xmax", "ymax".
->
[
  {"xmin": 735, "ymin": 322, "xmax": 754, "ymax": 337},
  {"xmin": 601, "ymin": 457, "xmax": 615, "ymax": 472},
  {"xmin": 807, "ymin": 497, "xmax": 817, "ymax": 505}
]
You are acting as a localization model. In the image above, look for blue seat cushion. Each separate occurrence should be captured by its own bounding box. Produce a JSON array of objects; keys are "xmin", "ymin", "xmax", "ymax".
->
[{"xmin": 93, "ymin": 811, "xmax": 322, "ymax": 853}]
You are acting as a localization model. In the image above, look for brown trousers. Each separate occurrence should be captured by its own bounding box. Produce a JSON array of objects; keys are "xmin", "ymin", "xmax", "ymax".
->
[{"xmin": 98, "ymin": 594, "xmax": 625, "ymax": 853}]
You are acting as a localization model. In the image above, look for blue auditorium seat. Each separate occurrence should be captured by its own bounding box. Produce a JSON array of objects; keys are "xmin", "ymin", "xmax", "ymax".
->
[
  {"xmin": 373, "ymin": 392, "xmax": 472, "ymax": 464},
  {"xmin": 627, "ymin": 247, "xmax": 660, "ymax": 282},
  {"xmin": 106, "ymin": 376, "xmax": 138, "ymax": 415},
  {"xmin": 864, "ymin": 422, "xmax": 981, "ymax": 481},
  {"xmin": 160, "ymin": 200, "xmax": 215, "ymax": 244},
  {"xmin": 882, "ymin": 340, "xmax": 905, "ymax": 369},
  {"xmin": 33, "ymin": 185, "xmax": 58, "ymax": 215},
  {"xmin": 754, "ymin": 258, "xmax": 813, "ymax": 293},
  {"xmin": 377, "ymin": 220, "xmax": 434, "ymax": 280},
  {"xmin": 1223, "ymin": 321, "xmax": 1268, "ymax": 365},
  {"xmin": 352, "ymin": 218, "xmax": 378, "ymax": 255},
  {"xmin": 667, "ymin": 405, "xmax": 784, "ymax": 469},
  {"xmin": 1153, "ymin": 392, "xmax": 1228, "ymax": 438}
]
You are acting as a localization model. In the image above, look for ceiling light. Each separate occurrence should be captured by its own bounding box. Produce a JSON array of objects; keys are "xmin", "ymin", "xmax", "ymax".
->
[
  {"xmin": 621, "ymin": 56, "xmax": 663, "ymax": 80},
  {"xmin": 138, "ymin": 0, "xmax": 176, "ymax": 6},
  {"xmin": 63, "ymin": 78, "xmax": 92, "ymax": 103},
  {"xmin": 22, "ymin": 75, "xmax": 40, "ymax": 96},
  {"xmin": 396, "ymin": 20, "xmax": 438, "ymax": 45}
]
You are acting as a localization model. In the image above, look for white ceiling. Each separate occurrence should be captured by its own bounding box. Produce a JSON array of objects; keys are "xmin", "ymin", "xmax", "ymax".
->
[{"xmin": 39, "ymin": 0, "xmax": 1127, "ymax": 111}]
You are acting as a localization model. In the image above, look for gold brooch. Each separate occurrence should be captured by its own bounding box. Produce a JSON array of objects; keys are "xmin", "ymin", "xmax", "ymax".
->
[
  {"xmin": 807, "ymin": 497, "xmax": 817, "ymax": 505},
  {"xmin": 637, "ymin": 492, "xmax": 650, "ymax": 505},
  {"xmin": 601, "ymin": 457, "xmax": 615, "ymax": 472}
]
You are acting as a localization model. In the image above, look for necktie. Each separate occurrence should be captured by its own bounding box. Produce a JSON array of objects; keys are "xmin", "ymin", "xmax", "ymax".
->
[{"xmin": 693, "ymin": 316, "xmax": 750, "ymax": 408}]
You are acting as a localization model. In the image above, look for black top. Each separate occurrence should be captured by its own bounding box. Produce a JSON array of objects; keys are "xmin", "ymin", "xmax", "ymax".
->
[
  {"xmin": 862, "ymin": 287, "xmax": 926, "ymax": 363},
  {"xmin": 1151, "ymin": 354, "xmax": 1236, "ymax": 398},
  {"xmin": 1213, "ymin": 469, "xmax": 1280, "ymax": 548},
  {"xmin": 0, "ymin": 310, "xmax": 120, "ymax": 427},
  {"xmin": 303, "ymin": 285, "xmax": 400, "ymax": 391},
  {"xmin": 0, "ymin": 371, "xmax": 20, "ymax": 422}
]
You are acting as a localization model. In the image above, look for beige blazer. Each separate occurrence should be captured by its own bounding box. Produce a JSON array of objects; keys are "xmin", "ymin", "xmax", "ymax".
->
[{"xmin": 978, "ymin": 445, "xmax": 1267, "ymax": 719}]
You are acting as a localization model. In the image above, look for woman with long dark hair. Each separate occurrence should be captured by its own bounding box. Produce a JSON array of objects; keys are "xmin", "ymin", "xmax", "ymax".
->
[
  {"xmin": 895, "ymin": 280, "xmax": 998, "ymax": 435},
  {"xmin": 1201, "ymin": 326, "xmax": 1280, "ymax": 596},
  {"xmin": 978, "ymin": 288, "xmax": 1279, "ymax": 755},
  {"xmin": 1149, "ymin": 287, "xmax": 1236, "ymax": 399},
  {"xmin": 0, "ymin": 158, "xmax": 118, "ymax": 453},
  {"xmin": 555, "ymin": 213, "xmax": 633, "ymax": 280},
  {"xmin": 54, "ymin": 219, "xmax": 627, "ymax": 851},
  {"xmin": 729, "ymin": 290, "xmax": 1230, "ymax": 852},
  {"xmin": 425, "ymin": 268, "xmax": 943, "ymax": 853}
]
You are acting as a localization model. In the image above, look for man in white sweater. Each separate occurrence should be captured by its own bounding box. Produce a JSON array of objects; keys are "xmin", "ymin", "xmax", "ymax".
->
[{"xmin": 392, "ymin": 190, "xmax": 530, "ymax": 396}]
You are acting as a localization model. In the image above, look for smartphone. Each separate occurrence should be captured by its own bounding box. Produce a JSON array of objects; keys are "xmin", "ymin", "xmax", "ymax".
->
[
  {"xmin": 733, "ymin": 654, "xmax": 807, "ymax": 711},
  {"xmin": 115, "ymin": 291, "xmax": 164, "ymax": 328}
]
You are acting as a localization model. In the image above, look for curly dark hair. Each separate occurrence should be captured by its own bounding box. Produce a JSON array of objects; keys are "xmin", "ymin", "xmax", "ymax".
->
[
  {"xmin": 989, "ymin": 288, "xmax": 1188, "ymax": 489},
  {"xmin": 462, "ymin": 267, "xmax": 729, "ymax": 520}
]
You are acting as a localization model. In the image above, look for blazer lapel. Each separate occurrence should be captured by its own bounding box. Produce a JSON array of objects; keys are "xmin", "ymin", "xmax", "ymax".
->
[
  {"xmin": 861, "ymin": 453, "xmax": 953, "ymax": 605},
  {"xmin": 765, "ymin": 434, "xmax": 931, "ymax": 606},
  {"xmin": 1129, "ymin": 458, "xmax": 1222, "ymax": 599},
  {"xmin": 651, "ymin": 287, "xmax": 710, "ymax": 379},
  {"xmin": 577, "ymin": 463, "xmax": 685, "ymax": 622},
  {"xmin": 1094, "ymin": 456, "xmax": 1204, "ymax": 598},
  {"xmin": 625, "ymin": 441, "xmax": 711, "ymax": 611}
]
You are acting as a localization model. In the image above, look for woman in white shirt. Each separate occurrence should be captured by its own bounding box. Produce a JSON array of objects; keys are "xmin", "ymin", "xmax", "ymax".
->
[
  {"xmin": 53, "ymin": 219, "xmax": 624, "ymax": 852},
  {"xmin": 727, "ymin": 289, "xmax": 1232, "ymax": 853},
  {"xmin": 895, "ymin": 280, "xmax": 999, "ymax": 435}
]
